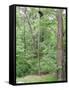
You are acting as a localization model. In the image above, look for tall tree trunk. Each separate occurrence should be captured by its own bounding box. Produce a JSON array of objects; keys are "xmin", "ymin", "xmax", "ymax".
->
[
  {"xmin": 56, "ymin": 9, "xmax": 64, "ymax": 80},
  {"xmin": 38, "ymin": 8, "xmax": 41, "ymax": 75},
  {"xmin": 37, "ymin": 29, "xmax": 41, "ymax": 75},
  {"xmin": 23, "ymin": 17, "xmax": 26, "ymax": 58}
]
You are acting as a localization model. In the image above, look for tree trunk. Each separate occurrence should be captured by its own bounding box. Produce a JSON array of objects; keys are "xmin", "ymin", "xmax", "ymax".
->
[
  {"xmin": 37, "ymin": 29, "xmax": 41, "ymax": 75},
  {"xmin": 56, "ymin": 9, "xmax": 64, "ymax": 80},
  {"xmin": 23, "ymin": 16, "xmax": 26, "ymax": 58}
]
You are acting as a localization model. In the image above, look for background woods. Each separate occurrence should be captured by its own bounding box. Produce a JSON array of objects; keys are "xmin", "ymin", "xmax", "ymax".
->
[{"xmin": 16, "ymin": 7, "xmax": 66, "ymax": 83}]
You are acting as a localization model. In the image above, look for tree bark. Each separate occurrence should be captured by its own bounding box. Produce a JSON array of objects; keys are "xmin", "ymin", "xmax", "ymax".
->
[
  {"xmin": 38, "ymin": 8, "xmax": 41, "ymax": 75},
  {"xmin": 37, "ymin": 29, "xmax": 41, "ymax": 75},
  {"xmin": 56, "ymin": 9, "xmax": 64, "ymax": 80}
]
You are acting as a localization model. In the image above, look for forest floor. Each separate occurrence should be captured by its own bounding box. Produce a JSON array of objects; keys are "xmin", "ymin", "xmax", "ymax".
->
[{"xmin": 16, "ymin": 73, "xmax": 57, "ymax": 83}]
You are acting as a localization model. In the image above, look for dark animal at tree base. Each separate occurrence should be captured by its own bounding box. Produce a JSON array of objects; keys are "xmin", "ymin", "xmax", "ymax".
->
[{"xmin": 38, "ymin": 11, "xmax": 43, "ymax": 17}]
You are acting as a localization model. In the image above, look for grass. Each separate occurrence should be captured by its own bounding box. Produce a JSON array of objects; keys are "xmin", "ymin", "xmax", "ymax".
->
[{"xmin": 16, "ymin": 73, "xmax": 57, "ymax": 83}]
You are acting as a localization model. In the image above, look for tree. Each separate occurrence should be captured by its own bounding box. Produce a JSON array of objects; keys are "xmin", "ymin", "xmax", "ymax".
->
[{"xmin": 56, "ymin": 9, "xmax": 64, "ymax": 80}]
